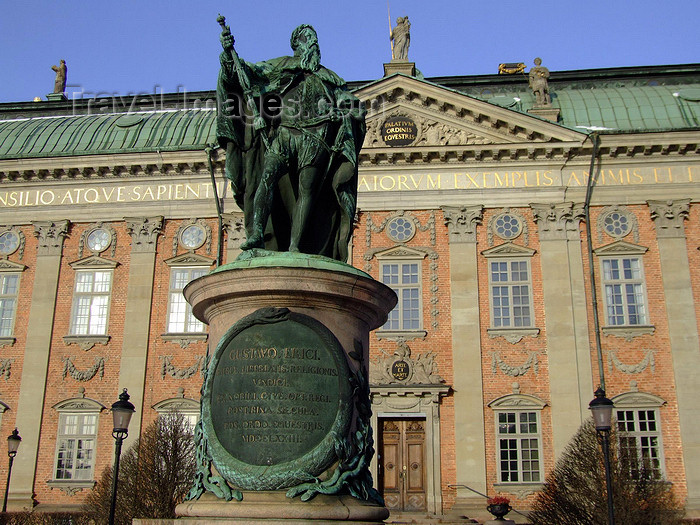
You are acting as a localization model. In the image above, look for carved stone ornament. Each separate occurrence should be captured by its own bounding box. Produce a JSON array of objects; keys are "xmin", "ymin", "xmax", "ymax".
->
[
  {"xmin": 370, "ymin": 340, "xmax": 444, "ymax": 385},
  {"xmin": 491, "ymin": 351, "xmax": 539, "ymax": 377},
  {"xmin": 0, "ymin": 226, "xmax": 26, "ymax": 259},
  {"xmin": 221, "ymin": 213, "xmax": 245, "ymax": 248},
  {"xmin": 488, "ymin": 208, "xmax": 529, "ymax": 246},
  {"xmin": 648, "ymin": 199, "xmax": 690, "ymax": 238},
  {"xmin": 33, "ymin": 220, "xmax": 69, "ymax": 256},
  {"xmin": 531, "ymin": 203, "xmax": 584, "ymax": 241},
  {"xmin": 597, "ymin": 205, "xmax": 639, "ymax": 244},
  {"xmin": 365, "ymin": 210, "xmax": 436, "ymax": 249},
  {"xmin": 608, "ymin": 349, "xmax": 655, "ymax": 375},
  {"xmin": 125, "ymin": 216, "xmax": 163, "ymax": 253},
  {"xmin": 160, "ymin": 355, "xmax": 205, "ymax": 379},
  {"xmin": 63, "ymin": 335, "xmax": 110, "ymax": 351},
  {"xmin": 173, "ymin": 218, "xmax": 212, "ymax": 256},
  {"xmin": 0, "ymin": 359, "xmax": 13, "ymax": 380},
  {"xmin": 62, "ymin": 356, "xmax": 105, "ymax": 382},
  {"xmin": 442, "ymin": 205, "xmax": 483, "ymax": 244},
  {"xmin": 78, "ymin": 222, "xmax": 117, "ymax": 258}
]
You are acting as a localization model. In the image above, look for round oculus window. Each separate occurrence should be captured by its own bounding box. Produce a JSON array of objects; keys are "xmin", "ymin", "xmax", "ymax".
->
[
  {"xmin": 386, "ymin": 217, "xmax": 416, "ymax": 242},
  {"xmin": 0, "ymin": 231, "xmax": 19, "ymax": 255},
  {"xmin": 180, "ymin": 225, "xmax": 206, "ymax": 250},
  {"xmin": 86, "ymin": 228, "xmax": 111, "ymax": 253},
  {"xmin": 494, "ymin": 213, "xmax": 522, "ymax": 240},
  {"xmin": 603, "ymin": 211, "xmax": 631, "ymax": 238}
]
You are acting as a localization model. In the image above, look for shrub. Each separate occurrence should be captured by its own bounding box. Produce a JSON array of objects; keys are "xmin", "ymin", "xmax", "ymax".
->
[
  {"xmin": 82, "ymin": 412, "xmax": 196, "ymax": 525},
  {"xmin": 529, "ymin": 419, "xmax": 684, "ymax": 525}
]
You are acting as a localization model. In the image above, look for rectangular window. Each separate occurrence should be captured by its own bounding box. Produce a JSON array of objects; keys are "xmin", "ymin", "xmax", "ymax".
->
[
  {"xmin": 54, "ymin": 413, "xmax": 98, "ymax": 480},
  {"xmin": 70, "ymin": 270, "xmax": 112, "ymax": 335},
  {"xmin": 617, "ymin": 409, "xmax": 663, "ymax": 477},
  {"xmin": 381, "ymin": 262, "xmax": 420, "ymax": 331},
  {"xmin": 0, "ymin": 273, "xmax": 19, "ymax": 337},
  {"xmin": 602, "ymin": 257, "xmax": 648, "ymax": 326},
  {"xmin": 167, "ymin": 267, "xmax": 208, "ymax": 333},
  {"xmin": 497, "ymin": 411, "xmax": 542, "ymax": 483},
  {"xmin": 490, "ymin": 260, "xmax": 532, "ymax": 328}
]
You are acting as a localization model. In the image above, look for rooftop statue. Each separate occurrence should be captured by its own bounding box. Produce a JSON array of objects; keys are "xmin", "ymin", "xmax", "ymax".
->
[
  {"xmin": 51, "ymin": 59, "xmax": 67, "ymax": 94},
  {"xmin": 216, "ymin": 17, "xmax": 366, "ymax": 262},
  {"xmin": 390, "ymin": 16, "xmax": 410, "ymax": 61},
  {"xmin": 529, "ymin": 57, "xmax": 551, "ymax": 107}
]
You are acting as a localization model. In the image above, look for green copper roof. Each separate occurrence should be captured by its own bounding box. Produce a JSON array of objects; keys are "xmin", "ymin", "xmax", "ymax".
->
[{"xmin": 0, "ymin": 109, "xmax": 217, "ymax": 160}]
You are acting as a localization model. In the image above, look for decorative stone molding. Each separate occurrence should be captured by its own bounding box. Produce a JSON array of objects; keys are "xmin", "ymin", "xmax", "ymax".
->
[
  {"xmin": 611, "ymin": 390, "xmax": 665, "ymax": 408},
  {"xmin": 78, "ymin": 222, "xmax": 117, "ymax": 258},
  {"xmin": 161, "ymin": 333, "xmax": 208, "ymax": 348},
  {"xmin": 370, "ymin": 340, "xmax": 444, "ymax": 385},
  {"xmin": 69, "ymin": 255, "xmax": 119, "ymax": 270},
  {"xmin": 125, "ymin": 216, "xmax": 163, "ymax": 253},
  {"xmin": 530, "ymin": 202, "xmax": 584, "ymax": 241},
  {"xmin": 173, "ymin": 218, "xmax": 213, "ymax": 256},
  {"xmin": 152, "ymin": 395, "xmax": 200, "ymax": 414},
  {"xmin": 597, "ymin": 206, "xmax": 639, "ymax": 244},
  {"xmin": 0, "ymin": 259, "xmax": 26, "ymax": 272},
  {"xmin": 163, "ymin": 253, "xmax": 215, "ymax": 268},
  {"xmin": 63, "ymin": 335, "xmax": 110, "ymax": 351},
  {"xmin": 0, "ymin": 337, "xmax": 15, "ymax": 348},
  {"xmin": 491, "ymin": 351, "xmax": 539, "ymax": 377},
  {"xmin": 376, "ymin": 330, "xmax": 427, "ymax": 341},
  {"xmin": 488, "ymin": 208, "xmax": 529, "ymax": 247},
  {"xmin": 593, "ymin": 240, "xmax": 648, "ymax": 257},
  {"xmin": 608, "ymin": 348, "xmax": 655, "ymax": 374},
  {"xmin": 0, "ymin": 226, "xmax": 26, "ymax": 259},
  {"xmin": 221, "ymin": 213, "xmax": 245, "ymax": 248},
  {"xmin": 0, "ymin": 358, "xmax": 13, "ymax": 380},
  {"xmin": 601, "ymin": 325, "xmax": 655, "ymax": 341},
  {"xmin": 488, "ymin": 392, "xmax": 547, "ymax": 409},
  {"xmin": 33, "ymin": 220, "xmax": 69, "ymax": 256},
  {"xmin": 487, "ymin": 327, "xmax": 540, "ymax": 344},
  {"xmin": 493, "ymin": 483, "xmax": 544, "ymax": 499},
  {"xmin": 442, "ymin": 205, "xmax": 483, "ymax": 244},
  {"xmin": 46, "ymin": 480, "xmax": 96, "ymax": 495},
  {"xmin": 160, "ymin": 355, "xmax": 205, "ymax": 379},
  {"xmin": 648, "ymin": 199, "xmax": 690, "ymax": 238},
  {"xmin": 52, "ymin": 397, "xmax": 105, "ymax": 412},
  {"xmin": 62, "ymin": 356, "xmax": 105, "ymax": 382}
]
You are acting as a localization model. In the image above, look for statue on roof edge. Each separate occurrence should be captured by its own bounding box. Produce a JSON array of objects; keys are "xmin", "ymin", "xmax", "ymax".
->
[
  {"xmin": 216, "ymin": 16, "xmax": 366, "ymax": 262},
  {"xmin": 529, "ymin": 57, "xmax": 551, "ymax": 107}
]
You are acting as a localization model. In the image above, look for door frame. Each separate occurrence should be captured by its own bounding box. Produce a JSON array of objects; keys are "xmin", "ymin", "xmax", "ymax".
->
[{"xmin": 370, "ymin": 385, "xmax": 450, "ymax": 515}]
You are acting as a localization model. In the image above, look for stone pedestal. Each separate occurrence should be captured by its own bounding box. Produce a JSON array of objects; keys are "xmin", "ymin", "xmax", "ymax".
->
[
  {"xmin": 527, "ymin": 105, "xmax": 560, "ymax": 122},
  {"xmin": 383, "ymin": 60, "xmax": 415, "ymax": 77},
  {"xmin": 176, "ymin": 252, "xmax": 396, "ymax": 522}
]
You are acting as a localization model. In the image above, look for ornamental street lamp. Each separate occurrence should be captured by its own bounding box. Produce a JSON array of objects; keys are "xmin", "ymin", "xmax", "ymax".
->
[
  {"xmin": 590, "ymin": 387, "xmax": 615, "ymax": 525},
  {"xmin": 108, "ymin": 389, "xmax": 135, "ymax": 525},
  {"xmin": 2, "ymin": 428, "xmax": 21, "ymax": 513}
]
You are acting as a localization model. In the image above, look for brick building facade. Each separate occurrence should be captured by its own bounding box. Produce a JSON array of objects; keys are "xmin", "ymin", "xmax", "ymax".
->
[{"xmin": 0, "ymin": 62, "xmax": 698, "ymax": 518}]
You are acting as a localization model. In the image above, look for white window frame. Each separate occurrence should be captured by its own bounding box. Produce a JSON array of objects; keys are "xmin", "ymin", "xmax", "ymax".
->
[
  {"xmin": 380, "ymin": 259, "xmax": 422, "ymax": 332},
  {"xmin": 49, "ymin": 397, "xmax": 105, "ymax": 490},
  {"xmin": 600, "ymin": 256, "xmax": 649, "ymax": 326},
  {"xmin": 69, "ymin": 269, "xmax": 113, "ymax": 336},
  {"xmin": 166, "ymin": 266, "xmax": 209, "ymax": 334},
  {"xmin": 0, "ymin": 272, "xmax": 20, "ymax": 338},
  {"xmin": 612, "ymin": 391, "xmax": 666, "ymax": 478},
  {"xmin": 489, "ymin": 393, "xmax": 546, "ymax": 486},
  {"xmin": 488, "ymin": 258, "xmax": 534, "ymax": 329}
]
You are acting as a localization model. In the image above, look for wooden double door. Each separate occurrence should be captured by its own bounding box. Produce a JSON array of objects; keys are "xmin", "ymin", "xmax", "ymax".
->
[{"xmin": 378, "ymin": 418, "xmax": 427, "ymax": 511}]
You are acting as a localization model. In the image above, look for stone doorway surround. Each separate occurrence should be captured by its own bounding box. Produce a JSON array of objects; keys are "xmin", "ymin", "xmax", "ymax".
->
[{"xmin": 370, "ymin": 385, "xmax": 450, "ymax": 516}]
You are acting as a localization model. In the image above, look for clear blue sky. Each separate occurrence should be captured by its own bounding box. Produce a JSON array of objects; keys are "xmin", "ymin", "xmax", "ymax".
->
[{"xmin": 1, "ymin": 0, "xmax": 698, "ymax": 103}]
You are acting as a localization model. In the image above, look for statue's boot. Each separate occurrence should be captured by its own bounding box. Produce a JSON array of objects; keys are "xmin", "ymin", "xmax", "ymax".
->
[{"xmin": 240, "ymin": 234, "xmax": 265, "ymax": 250}]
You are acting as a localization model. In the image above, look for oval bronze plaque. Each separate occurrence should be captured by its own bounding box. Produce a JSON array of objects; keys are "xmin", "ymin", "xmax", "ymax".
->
[
  {"xmin": 381, "ymin": 116, "xmax": 417, "ymax": 147},
  {"xmin": 391, "ymin": 360, "xmax": 410, "ymax": 381},
  {"xmin": 202, "ymin": 307, "xmax": 352, "ymax": 490}
]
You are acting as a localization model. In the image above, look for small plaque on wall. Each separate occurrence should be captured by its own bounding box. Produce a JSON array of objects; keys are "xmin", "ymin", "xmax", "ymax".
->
[
  {"xmin": 391, "ymin": 360, "xmax": 410, "ymax": 381},
  {"xmin": 381, "ymin": 116, "xmax": 417, "ymax": 147}
]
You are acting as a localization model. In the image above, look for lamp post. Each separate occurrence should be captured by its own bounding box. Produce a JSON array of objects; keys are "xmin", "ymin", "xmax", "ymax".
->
[
  {"xmin": 108, "ymin": 389, "xmax": 135, "ymax": 525},
  {"xmin": 2, "ymin": 428, "xmax": 21, "ymax": 513},
  {"xmin": 589, "ymin": 387, "xmax": 615, "ymax": 525}
]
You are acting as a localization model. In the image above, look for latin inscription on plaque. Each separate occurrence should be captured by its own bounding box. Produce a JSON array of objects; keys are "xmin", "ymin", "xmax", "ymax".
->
[
  {"xmin": 381, "ymin": 116, "xmax": 417, "ymax": 147},
  {"xmin": 391, "ymin": 360, "xmax": 409, "ymax": 381},
  {"xmin": 203, "ymin": 308, "xmax": 352, "ymax": 489}
]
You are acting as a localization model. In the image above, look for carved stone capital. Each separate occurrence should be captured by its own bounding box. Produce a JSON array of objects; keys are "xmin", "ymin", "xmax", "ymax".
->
[
  {"xmin": 442, "ymin": 205, "xmax": 483, "ymax": 243},
  {"xmin": 125, "ymin": 216, "xmax": 163, "ymax": 253},
  {"xmin": 648, "ymin": 199, "xmax": 690, "ymax": 238},
  {"xmin": 530, "ymin": 202, "xmax": 584, "ymax": 241},
  {"xmin": 221, "ymin": 213, "xmax": 245, "ymax": 247},
  {"xmin": 33, "ymin": 220, "xmax": 69, "ymax": 256}
]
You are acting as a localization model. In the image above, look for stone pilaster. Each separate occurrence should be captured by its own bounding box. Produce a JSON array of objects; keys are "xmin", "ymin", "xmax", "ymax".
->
[
  {"xmin": 221, "ymin": 213, "xmax": 244, "ymax": 264},
  {"xmin": 12, "ymin": 220, "xmax": 69, "ymax": 509},
  {"xmin": 119, "ymin": 217, "xmax": 162, "ymax": 449},
  {"xmin": 531, "ymin": 203, "xmax": 593, "ymax": 459},
  {"xmin": 648, "ymin": 199, "xmax": 700, "ymax": 509},
  {"xmin": 442, "ymin": 206, "xmax": 487, "ymax": 499}
]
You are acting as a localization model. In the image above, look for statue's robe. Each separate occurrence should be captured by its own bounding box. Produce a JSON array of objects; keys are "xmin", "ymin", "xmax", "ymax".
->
[{"xmin": 217, "ymin": 52, "xmax": 365, "ymax": 261}]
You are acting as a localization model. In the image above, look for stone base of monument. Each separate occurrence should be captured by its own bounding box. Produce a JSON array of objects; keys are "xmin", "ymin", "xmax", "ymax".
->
[{"xmin": 171, "ymin": 251, "xmax": 396, "ymax": 523}]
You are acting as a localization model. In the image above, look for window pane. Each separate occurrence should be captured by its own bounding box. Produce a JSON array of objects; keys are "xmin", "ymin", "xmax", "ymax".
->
[
  {"xmin": 167, "ymin": 268, "xmax": 208, "ymax": 333},
  {"xmin": 55, "ymin": 413, "xmax": 98, "ymax": 481},
  {"xmin": 381, "ymin": 262, "xmax": 421, "ymax": 331}
]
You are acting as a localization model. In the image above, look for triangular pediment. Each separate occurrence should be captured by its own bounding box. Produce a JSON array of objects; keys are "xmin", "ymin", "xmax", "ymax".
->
[
  {"xmin": 374, "ymin": 245, "xmax": 428, "ymax": 259},
  {"xmin": 69, "ymin": 255, "xmax": 118, "ymax": 269},
  {"xmin": 481, "ymin": 242, "xmax": 536, "ymax": 258},
  {"xmin": 594, "ymin": 240, "xmax": 648, "ymax": 256},
  {"xmin": 355, "ymin": 74, "xmax": 586, "ymax": 153},
  {"xmin": 164, "ymin": 253, "xmax": 216, "ymax": 267},
  {"xmin": 0, "ymin": 259, "xmax": 26, "ymax": 272}
]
